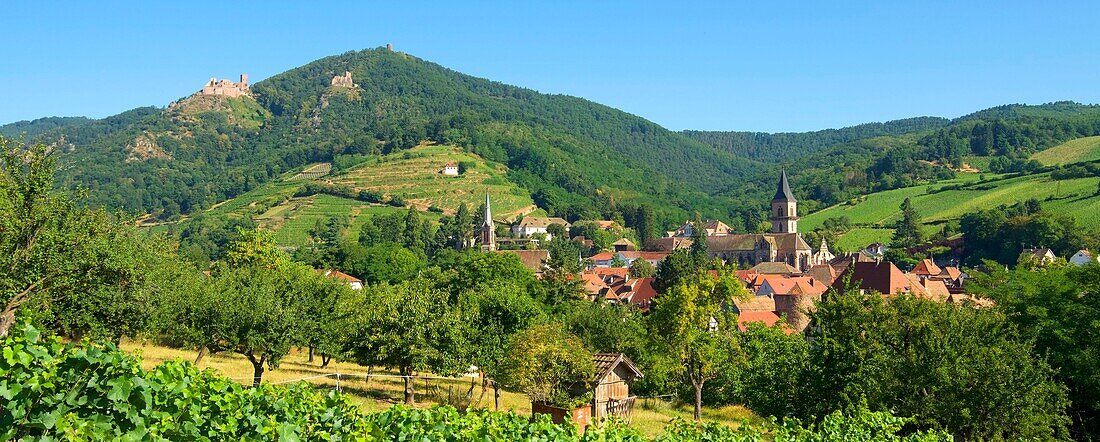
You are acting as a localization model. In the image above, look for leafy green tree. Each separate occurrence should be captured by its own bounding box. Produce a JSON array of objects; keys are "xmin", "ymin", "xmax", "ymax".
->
[
  {"xmin": 498, "ymin": 323, "xmax": 595, "ymax": 409},
  {"xmin": 344, "ymin": 278, "xmax": 468, "ymax": 404},
  {"xmin": 648, "ymin": 271, "xmax": 747, "ymax": 420},
  {"xmin": 653, "ymin": 249, "xmax": 699, "ymax": 294},
  {"xmin": 802, "ymin": 291, "xmax": 1070, "ymax": 440},
  {"xmin": 200, "ymin": 262, "xmax": 318, "ymax": 386},
  {"xmin": 629, "ymin": 257, "xmax": 656, "ymax": 278},
  {"xmin": 890, "ymin": 197, "xmax": 923, "ymax": 249},
  {"xmin": 342, "ymin": 242, "xmax": 425, "ymax": 285},
  {"xmin": 448, "ymin": 251, "xmax": 536, "ymax": 293},
  {"xmin": 464, "ymin": 281, "xmax": 547, "ymax": 409},
  {"xmin": 971, "ymin": 263, "xmax": 1100, "ymax": 438},
  {"xmin": 0, "ymin": 140, "xmax": 170, "ymax": 340}
]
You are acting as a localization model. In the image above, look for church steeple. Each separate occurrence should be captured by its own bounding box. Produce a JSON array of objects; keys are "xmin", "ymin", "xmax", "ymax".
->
[
  {"xmin": 770, "ymin": 171, "xmax": 799, "ymax": 234},
  {"xmin": 480, "ymin": 193, "xmax": 496, "ymax": 251},
  {"xmin": 773, "ymin": 170, "xmax": 796, "ymax": 203}
]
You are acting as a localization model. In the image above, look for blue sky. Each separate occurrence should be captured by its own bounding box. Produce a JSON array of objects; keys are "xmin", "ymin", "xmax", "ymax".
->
[{"xmin": 2, "ymin": 1, "xmax": 1098, "ymax": 132}]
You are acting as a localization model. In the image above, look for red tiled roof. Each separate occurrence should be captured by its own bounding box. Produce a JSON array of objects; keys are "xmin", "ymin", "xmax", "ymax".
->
[
  {"xmin": 589, "ymin": 252, "xmax": 616, "ymax": 261},
  {"xmin": 736, "ymin": 311, "xmax": 792, "ymax": 334},
  {"xmin": 626, "ymin": 278, "xmax": 658, "ymax": 311},
  {"xmin": 593, "ymin": 267, "xmax": 629, "ymax": 278},
  {"xmin": 733, "ymin": 295, "xmax": 776, "ymax": 312},
  {"xmin": 317, "ymin": 269, "xmax": 362, "ymax": 284},
  {"xmin": 647, "ymin": 237, "xmax": 693, "ymax": 251},
  {"xmin": 921, "ymin": 278, "xmax": 951, "ymax": 301},
  {"xmin": 834, "ymin": 261, "xmax": 912, "ymax": 295},
  {"xmin": 912, "ymin": 259, "xmax": 943, "ymax": 276},
  {"xmin": 940, "ymin": 266, "xmax": 963, "ymax": 280},
  {"xmin": 805, "ymin": 264, "xmax": 839, "ymax": 285},
  {"xmin": 498, "ymin": 250, "xmax": 550, "ymax": 273}
]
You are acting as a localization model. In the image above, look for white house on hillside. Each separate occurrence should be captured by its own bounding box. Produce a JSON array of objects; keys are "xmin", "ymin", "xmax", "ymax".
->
[
  {"xmin": 1070, "ymin": 249, "xmax": 1099, "ymax": 266},
  {"xmin": 511, "ymin": 217, "xmax": 571, "ymax": 240}
]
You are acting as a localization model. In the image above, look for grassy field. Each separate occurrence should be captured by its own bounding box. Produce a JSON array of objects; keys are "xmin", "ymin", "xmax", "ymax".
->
[
  {"xmin": 331, "ymin": 143, "xmax": 535, "ymax": 221},
  {"xmin": 830, "ymin": 228, "xmax": 894, "ymax": 252},
  {"xmin": 802, "ymin": 171, "xmax": 1100, "ymax": 249},
  {"xmin": 1031, "ymin": 136, "xmax": 1100, "ymax": 165},
  {"xmin": 120, "ymin": 342, "xmax": 762, "ymax": 437}
]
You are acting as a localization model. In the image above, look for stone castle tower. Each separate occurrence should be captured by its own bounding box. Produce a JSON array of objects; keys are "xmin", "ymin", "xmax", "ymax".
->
[
  {"xmin": 199, "ymin": 74, "xmax": 250, "ymax": 98},
  {"xmin": 331, "ymin": 71, "xmax": 357, "ymax": 88},
  {"xmin": 771, "ymin": 171, "xmax": 798, "ymax": 234},
  {"xmin": 480, "ymin": 193, "xmax": 496, "ymax": 251}
]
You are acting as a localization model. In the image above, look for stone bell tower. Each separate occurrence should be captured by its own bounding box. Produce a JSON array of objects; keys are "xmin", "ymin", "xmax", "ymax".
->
[{"xmin": 771, "ymin": 170, "xmax": 798, "ymax": 234}]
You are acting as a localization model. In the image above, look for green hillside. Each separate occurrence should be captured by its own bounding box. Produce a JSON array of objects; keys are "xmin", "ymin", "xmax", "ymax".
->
[
  {"xmin": 1030, "ymin": 136, "xmax": 1100, "ymax": 165},
  {"xmin": 802, "ymin": 171, "xmax": 1100, "ymax": 250},
  {"xmin": 167, "ymin": 142, "xmax": 530, "ymax": 248},
  {"xmin": 331, "ymin": 143, "xmax": 536, "ymax": 219}
]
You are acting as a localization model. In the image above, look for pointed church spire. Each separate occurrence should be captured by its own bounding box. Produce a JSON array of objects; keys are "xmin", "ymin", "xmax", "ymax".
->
[
  {"xmin": 483, "ymin": 192, "xmax": 493, "ymax": 226},
  {"xmin": 480, "ymin": 193, "xmax": 496, "ymax": 251},
  {"xmin": 773, "ymin": 170, "xmax": 796, "ymax": 202}
]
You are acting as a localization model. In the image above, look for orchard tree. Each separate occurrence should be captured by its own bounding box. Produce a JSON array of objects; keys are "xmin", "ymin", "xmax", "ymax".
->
[
  {"xmin": 803, "ymin": 290, "xmax": 1070, "ymax": 440},
  {"xmin": 464, "ymin": 281, "xmax": 546, "ymax": 409},
  {"xmin": 648, "ymin": 271, "xmax": 748, "ymax": 420},
  {"xmin": 0, "ymin": 138, "xmax": 173, "ymax": 340},
  {"xmin": 498, "ymin": 323, "xmax": 595, "ymax": 408},
  {"xmin": 344, "ymin": 278, "xmax": 468, "ymax": 404}
]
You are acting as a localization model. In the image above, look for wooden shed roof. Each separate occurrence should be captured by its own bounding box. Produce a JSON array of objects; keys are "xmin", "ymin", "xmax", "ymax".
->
[{"xmin": 593, "ymin": 353, "xmax": 644, "ymax": 383}]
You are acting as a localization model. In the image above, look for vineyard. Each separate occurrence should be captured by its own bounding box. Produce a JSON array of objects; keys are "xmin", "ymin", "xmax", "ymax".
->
[{"xmin": 1, "ymin": 321, "xmax": 951, "ymax": 441}]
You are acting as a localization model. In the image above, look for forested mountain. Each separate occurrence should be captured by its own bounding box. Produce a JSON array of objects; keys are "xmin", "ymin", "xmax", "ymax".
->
[
  {"xmin": 683, "ymin": 117, "xmax": 949, "ymax": 162},
  {"xmin": 14, "ymin": 47, "xmax": 756, "ymax": 224},
  {"xmin": 9, "ymin": 47, "xmax": 1100, "ymax": 234},
  {"xmin": 0, "ymin": 116, "xmax": 90, "ymax": 139}
]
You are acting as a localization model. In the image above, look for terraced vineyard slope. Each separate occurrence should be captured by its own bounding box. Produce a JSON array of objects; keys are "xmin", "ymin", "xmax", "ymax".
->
[
  {"xmin": 802, "ymin": 171, "xmax": 1100, "ymax": 251},
  {"xmin": 172, "ymin": 143, "xmax": 533, "ymax": 248}
]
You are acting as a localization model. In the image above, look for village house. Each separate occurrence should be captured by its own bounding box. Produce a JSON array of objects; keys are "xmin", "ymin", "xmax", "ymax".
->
[
  {"xmin": 1020, "ymin": 247, "xmax": 1057, "ymax": 266},
  {"xmin": 863, "ymin": 242, "xmax": 887, "ymax": 258},
  {"xmin": 499, "ymin": 249, "xmax": 551, "ymax": 276},
  {"xmin": 611, "ymin": 238, "xmax": 636, "ymax": 252},
  {"xmin": 668, "ymin": 219, "xmax": 735, "ymax": 238},
  {"xmin": 589, "ymin": 251, "xmax": 669, "ymax": 269},
  {"xmin": 512, "ymin": 216, "xmax": 571, "ymax": 240},
  {"xmin": 441, "ymin": 161, "xmax": 459, "ymax": 176},
  {"xmin": 1070, "ymin": 249, "xmax": 1099, "ymax": 266},
  {"xmin": 316, "ymin": 269, "xmax": 363, "ymax": 290}
]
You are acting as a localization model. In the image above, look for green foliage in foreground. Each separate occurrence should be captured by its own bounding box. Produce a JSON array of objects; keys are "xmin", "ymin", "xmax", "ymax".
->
[{"xmin": 1, "ymin": 320, "xmax": 952, "ymax": 441}]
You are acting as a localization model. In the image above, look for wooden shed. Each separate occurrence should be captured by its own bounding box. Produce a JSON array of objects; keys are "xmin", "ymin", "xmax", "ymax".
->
[{"xmin": 591, "ymin": 353, "xmax": 644, "ymax": 421}]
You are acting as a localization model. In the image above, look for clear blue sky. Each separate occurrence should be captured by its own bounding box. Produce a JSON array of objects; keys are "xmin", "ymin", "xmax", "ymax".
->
[{"xmin": 2, "ymin": 1, "xmax": 1098, "ymax": 132}]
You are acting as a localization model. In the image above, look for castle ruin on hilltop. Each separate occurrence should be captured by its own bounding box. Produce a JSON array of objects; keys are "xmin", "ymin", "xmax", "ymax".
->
[
  {"xmin": 199, "ymin": 74, "xmax": 250, "ymax": 97},
  {"xmin": 331, "ymin": 71, "xmax": 358, "ymax": 88}
]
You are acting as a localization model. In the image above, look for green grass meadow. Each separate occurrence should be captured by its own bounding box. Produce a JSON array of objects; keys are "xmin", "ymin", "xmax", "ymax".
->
[{"xmin": 1030, "ymin": 136, "xmax": 1100, "ymax": 165}]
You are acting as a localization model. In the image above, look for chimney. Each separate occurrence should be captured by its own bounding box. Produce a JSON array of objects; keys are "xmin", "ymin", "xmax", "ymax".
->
[{"xmin": 240, "ymin": 73, "xmax": 249, "ymax": 87}]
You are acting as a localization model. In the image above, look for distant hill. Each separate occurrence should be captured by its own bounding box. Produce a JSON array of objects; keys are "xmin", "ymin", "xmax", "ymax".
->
[
  {"xmin": 0, "ymin": 116, "xmax": 90, "ymax": 139},
  {"xmin": 683, "ymin": 117, "xmax": 949, "ymax": 162},
  {"xmin": 801, "ymin": 170, "xmax": 1100, "ymax": 251}
]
